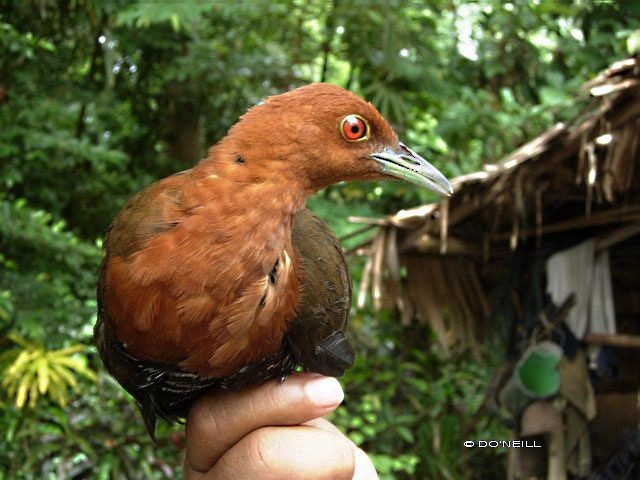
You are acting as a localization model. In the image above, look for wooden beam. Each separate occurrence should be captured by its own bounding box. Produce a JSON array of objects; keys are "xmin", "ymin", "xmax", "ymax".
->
[
  {"xmin": 492, "ymin": 207, "xmax": 640, "ymax": 241},
  {"xmin": 584, "ymin": 333, "xmax": 640, "ymax": 349},
  {"xmin": 343, "ymin": 236, "xmax": 375, "ymax": 256},
  {"xmin": 338, "ymin": 223, "xmax": 377, "ymax": 242},
  {"xmin": 347, "ymin": 216, "xmax": 389, "ymax": 226},
  {"xmin": 594, "ymin": 224, "xmax": 640, "ymax": 252}
]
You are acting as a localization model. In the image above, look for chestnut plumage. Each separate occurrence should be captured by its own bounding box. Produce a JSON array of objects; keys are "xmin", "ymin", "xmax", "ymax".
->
[{"xmin": 95, "ymin": 83, "xmax": 451, "ymax": 437}]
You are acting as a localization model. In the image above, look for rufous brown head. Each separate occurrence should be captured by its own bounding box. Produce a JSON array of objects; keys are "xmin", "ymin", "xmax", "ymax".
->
[{"xmin": 209, "ymin": 83, "xmax": 453, "ymax": 196}]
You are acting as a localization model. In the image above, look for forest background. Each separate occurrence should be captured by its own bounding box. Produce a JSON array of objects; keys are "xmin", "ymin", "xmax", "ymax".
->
[{"xmin": 1, "ymin": 1, "xmax": 639, "ymax": 478}]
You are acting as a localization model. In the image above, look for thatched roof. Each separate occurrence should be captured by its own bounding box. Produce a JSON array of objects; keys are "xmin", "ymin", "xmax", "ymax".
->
[{"xmin": 351, "ymin": 57, "xmax": 640, "ymax": 354}]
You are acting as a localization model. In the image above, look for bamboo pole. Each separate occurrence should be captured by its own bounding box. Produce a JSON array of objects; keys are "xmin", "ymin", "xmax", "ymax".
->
[
  {"xmin": 343, "ymin": 236, "xmax": 375, "ymax": 256},
  {"xmin": 338, "ymin": 223, "xmax": 377, "ymax": 242},
  {"xmin": 584, "ymin": 333, "xmax": 640, "ymax": 349},
  {"xmin": 492, "ymin": 207, "xmax": 640, "ymax": 241},
  {"xmin": 594, "ymin": 223, "xmax": 640, "ymax": 252},
  {"xmin": 347, "ymin": 216, "xmax": 389, "ymax": 226}
]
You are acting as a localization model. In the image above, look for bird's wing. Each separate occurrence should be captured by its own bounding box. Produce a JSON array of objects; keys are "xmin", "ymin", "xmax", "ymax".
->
[
  {"xmin": 97, "ymin": 173, "xmax": 202, "ymax": 361},
  {"xmin": 287, "ymin": 209, "xmax": 354, "ymax": 376}
]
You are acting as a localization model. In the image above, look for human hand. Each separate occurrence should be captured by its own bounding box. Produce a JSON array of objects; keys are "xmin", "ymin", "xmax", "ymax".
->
[{"xmin": 183, "ymin": 372, "xmax": 378, "ymax": 479}]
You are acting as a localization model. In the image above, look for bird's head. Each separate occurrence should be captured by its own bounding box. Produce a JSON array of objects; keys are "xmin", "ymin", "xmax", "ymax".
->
[{"xmin": 209, "ymin": 83, "xmax": 453, "ymax": 196}]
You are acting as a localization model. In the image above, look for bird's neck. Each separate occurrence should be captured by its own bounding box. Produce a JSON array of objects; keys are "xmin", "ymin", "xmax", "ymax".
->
[{"xmin": 190, "ymin": 161, "xmax": 309, "ymax": 268}]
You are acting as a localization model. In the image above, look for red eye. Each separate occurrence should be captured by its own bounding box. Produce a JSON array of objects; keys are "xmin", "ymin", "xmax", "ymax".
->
[{"xmin": 341, "ymin": 115, "xmax": 369, "ymax": 141}]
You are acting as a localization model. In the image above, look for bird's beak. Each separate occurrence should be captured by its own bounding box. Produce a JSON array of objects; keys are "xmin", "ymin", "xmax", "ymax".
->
[{"xmin": 370, "ymin": 142, "xmax": 453, "ymax": 196}]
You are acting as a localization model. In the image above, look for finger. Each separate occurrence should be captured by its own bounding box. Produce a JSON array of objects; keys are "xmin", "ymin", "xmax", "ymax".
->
[
  {"xmin": 303, "ymin": 417, "xmax": 344, "ymax": 436},
  {"xmin": 204, "ymin": 425, "xmax": 355, "ymax": 480},
  {"xmin": 186, "ymin": 373, "xmax": 344, "ymax": 473},
  {"xmin": 353, "ymin": 448, "xmax": 379, "ymax": 480},
  {"xmin": 302, "ymin": 419, "xmax": 379, "ymax": 480}
]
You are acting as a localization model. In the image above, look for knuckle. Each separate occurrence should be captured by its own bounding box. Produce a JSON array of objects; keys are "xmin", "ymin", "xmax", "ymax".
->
[
  {"xmin": 186, "ymin": 394, "xmax": 231, "ymax": 463},
  {"xmin": 187, "ymin": 395, "xmax": 209, "ymax": 426},
  {"xmin": 264, "ymin": 379, "xmax": 291, "ymax": 408},
  {"xmin": 198, "ymin": 396, "xmax": 228, "ymax": 439},
  {"xmin": 264, "ymin": 386, "xmax": 289, "ymax": 422},
  {"xmin": 182, "ymin": 466, "xmax": 203, "ymax": 480},
  {"xmin": 263, "ymin": 379, "xmax": 306, "ymax": 425}
]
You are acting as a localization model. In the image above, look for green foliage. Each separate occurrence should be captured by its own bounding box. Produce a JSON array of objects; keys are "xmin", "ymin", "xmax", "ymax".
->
[
  {"xmin": 0, "ymin": 373, "xmax": 182, "ymax": 479},
  {"xmin": 1, "ymin": 334, "xmax": 96, "ymax": 409},
  {"xmin": 333, "ymin": 314, "xmax": 507, "ymax": 479},
  {"xmin": 0, "ymin": 198, "xmax": 101, "ymax": 344},
  {"xmin": 1, "ymin": 0, "xmax": 638, "ymax": 478}
]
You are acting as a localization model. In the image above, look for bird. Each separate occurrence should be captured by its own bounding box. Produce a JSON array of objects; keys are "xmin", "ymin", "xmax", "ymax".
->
[{"xmin": 94, "ymin": 83, "xmax": 452, "ymax": 438}]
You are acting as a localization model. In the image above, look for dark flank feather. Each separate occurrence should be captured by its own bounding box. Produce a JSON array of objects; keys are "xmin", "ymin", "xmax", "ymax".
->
[{"xmin": 288, "ymin": 209, "xmax": 354, "ymax": 376}]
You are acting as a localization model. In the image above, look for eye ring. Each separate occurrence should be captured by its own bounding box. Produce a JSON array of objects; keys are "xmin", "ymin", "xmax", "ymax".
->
[{"xmin": 340, "ymin": 114, "xmax": 369, "ymax": 142}]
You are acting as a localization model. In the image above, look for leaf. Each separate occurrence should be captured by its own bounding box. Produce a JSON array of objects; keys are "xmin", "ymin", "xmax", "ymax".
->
[
  {"xmin": 28, "ymin": 375, "xmax": 39, "ymax": 408},
  {"xmin": 4, "ymin": 350, "xmax": 35, "ymax": 380},
  {"xmin": 15, "ymin": 371, "xmax": 33, "ymax": 409},
  {"xmin": 396, "ymin": 425, "xmax": 415, "ymax": 443},
  {"xmin": 51, "ymin": 363, "xmax": 78, "ymax": 391},
  {"xmin": 49, "ymin": 345, "xmax": 85, "ymax": 358},
  {"xmin": 169, "ymin": 13, "xmax": 180, "ymax": 32},
  {"xmin": 6, "ymin": 332, "xmax": 34, "ymax": 349},
  {"xmin": 627, "ymin": 29, "xmax": 640, "ymax": 54},
  {"xmin": 55, "ymin": 356, "xmax": 97, "ymax": 382},
  {"xmin": 46, "ymin": 368, "xmax": 68, "ymax": 407},
  {"xmin": 36, "ymin": 358, "xmax": 49, "ymax": 394},
  {"xmin": 97, "ymin": 452, "xmax": 114, "ymax": 480}
]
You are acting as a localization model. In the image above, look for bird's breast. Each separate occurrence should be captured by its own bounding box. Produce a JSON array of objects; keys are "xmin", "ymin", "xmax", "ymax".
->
[
  {"xmin": 103, "ymin": 194, "xmax": 303, "ymax": 377},
  {"xmin": 180, "ymin": 241, "xmax": 300, "ymax": 376}
]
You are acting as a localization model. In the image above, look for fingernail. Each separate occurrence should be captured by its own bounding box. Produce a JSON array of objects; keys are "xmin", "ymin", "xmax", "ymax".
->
[
  {"xmin": 305, "ymin": 376, "xmax": 344, "ymax": 408},
  {"xmin": 352, "ymin": 448, "xmax": 378, "ymax": 480}
]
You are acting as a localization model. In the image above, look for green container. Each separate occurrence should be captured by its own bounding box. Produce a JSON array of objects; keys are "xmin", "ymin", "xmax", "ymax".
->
[
  {"xmin": 500, "ymin": 341, "xmax": 562, "ymax": 416},
  {"xmin": 517, "ymin": 341, "xmax": 562, "ymax": 397}
]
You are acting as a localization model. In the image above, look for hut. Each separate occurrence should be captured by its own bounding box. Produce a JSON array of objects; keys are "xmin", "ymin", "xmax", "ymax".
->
[{"xmin": 352, "ymin": 57, "xmax": 640, "ymax": 478}]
